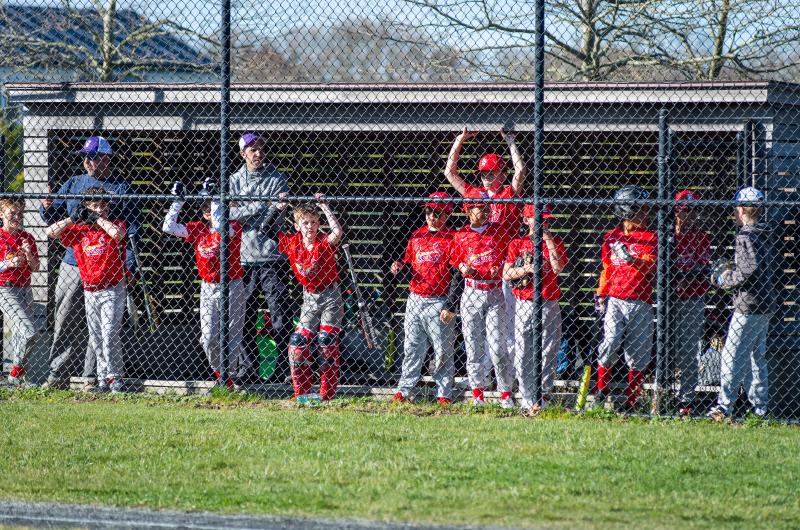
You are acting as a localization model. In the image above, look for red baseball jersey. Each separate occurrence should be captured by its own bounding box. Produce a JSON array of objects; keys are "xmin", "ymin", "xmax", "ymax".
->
[
  {"xmin": 505, "ymin": 235, "xmax": 568, "ymax": 301},
  {"xmin": 0, "ymin": 228, "xmax": 37, "ymax": 287},
  {"xmin": 403, "ymin": 226, "xmax": 453, "ymax": 297},
  {"xmin": 463, "ymin": 183, "xmax": 521, "ymax": 238},
  {"xmin": 597, "ymin": 226, "xmax": 657, "ymax": 303},
  {"xmin": 450, "ymin": 223, "xmax": 512, "ymax": 281},
  {"xmin": 674, "ymin": 228, "xmax": 711, "ymax": 300},
  {"xmin": 60, "ymin": 221, "xmax": 126, "ymax": 290},
  {"xmin": 185, "ymin": 220, "xmax": 245, "ymax": 283},
  {"xmin": 278, "ymin": 231, "xmax": 339, "ymax": 292}
]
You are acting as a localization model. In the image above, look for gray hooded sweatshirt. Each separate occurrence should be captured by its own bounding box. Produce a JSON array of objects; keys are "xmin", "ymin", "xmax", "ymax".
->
[
  {"xmin": 725, "ymin": 222, "xmax": 778, "ymax": 315},
  {"xmin": 228, "ymin": 163, "xmax": 289, "ymax": 263}
]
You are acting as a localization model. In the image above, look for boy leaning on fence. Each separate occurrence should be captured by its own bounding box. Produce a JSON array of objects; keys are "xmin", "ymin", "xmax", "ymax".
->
[
  {"xmin": 46, "ymin": 188, "xmax": 128, "ymax": 393},
  {"xmin": 162, "ymin": 181, "xmax": 246, "ymax": 390},
  {"xmin": 390, "ymin": 192, "xmax": 460, "ymax": 406},
  {"xmin": 264, "ymin": 193, "xmax": 344, "ymax": 403},
  {"xmin": 0, "ymin": 198, "xmax": 43, "ymax": 386},
  {"xmin": 502, "ymin": 203, "xmax": 568, "ymax": 415},
  {"xmin": 707, "ymin": 187, "xmax": 777, "ymax": 421}
]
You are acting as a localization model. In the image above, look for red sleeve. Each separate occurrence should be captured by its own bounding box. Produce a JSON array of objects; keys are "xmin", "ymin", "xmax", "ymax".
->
[
  {"xmin": 185, "ymin": 221, "xmax": 205, "ymax": 243},
  {"xmin": 403, "ymin": 236, "xmax": 415, "ymax": 265},
  {"xmin": 23, "ymin": 232, "xmax": 38, "ymax": 261},
  {"xmin": 597, "ymin": 234, "xmax": 611, "ymax": 296},
  {"xmin": 462, "ymin": 182, "xmax": 478, "ymax": 196},
  {"xmin": 59, "ymin": 225, "xmax": 81, "ymax": 247},
  {"xmin": 277, "ymin": 231, "xmax": 291, "ymax": 256},
  {"xmin": 505, "ymin": 239, "xmax": 520, "ymax": 264}
]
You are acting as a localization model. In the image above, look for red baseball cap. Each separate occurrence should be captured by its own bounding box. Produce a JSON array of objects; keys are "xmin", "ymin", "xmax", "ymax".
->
[
  {"xmin": 523, "ymin": 203, "xmax": 553, "ymax": 219},
  {"xmin": 477, "ymin": 153, "xmax": 506, "ymax": 172},
  {"xmin": 675, "ymin": 189, "xmax": 700, "ymax": 209},
  {"xmin": 462, "ymin": 189, "xmax": 488, "ymax": 213},
  {"xmin": 423, "ymin": 191, "xmax": 454, "ymax": 214}
]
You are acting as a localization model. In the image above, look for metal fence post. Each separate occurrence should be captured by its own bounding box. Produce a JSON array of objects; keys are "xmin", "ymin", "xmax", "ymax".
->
[
  {"xmin": 218, "ymin": 0, "xmax": 231, "ymax": 386},
  {"xmin": 737, "ymin": 121, "xmax": 753, "ymax": 190},
  {"xmin": 654, "ymin": 108, "xmax": 673, "ymax": 415},
  {"xmin": 530, "ymin": 0, "xmax": 546, "ymax": 406}
]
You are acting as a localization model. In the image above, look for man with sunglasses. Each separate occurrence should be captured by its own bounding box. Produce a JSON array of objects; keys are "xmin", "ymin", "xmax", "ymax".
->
[
  {"xmin": 390, "ymin": 192, "xmax": 460, "ymax": 405},
  {"xmin": 39, "ymin": 135, "xmax": 141, "ymax": 389}
]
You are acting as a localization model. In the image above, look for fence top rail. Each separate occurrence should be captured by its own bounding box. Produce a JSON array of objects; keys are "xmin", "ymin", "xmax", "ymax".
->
[
  {"xmin": 7, "ymin": 192, "xmax": 798, "ymax": 208},
  {"xmin": 7, "ymin": 81, "xmax": 799, "ymax": 107}
]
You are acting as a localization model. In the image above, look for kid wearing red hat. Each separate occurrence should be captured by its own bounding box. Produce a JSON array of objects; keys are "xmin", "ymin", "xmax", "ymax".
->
[
  {"xmin": 672, "ymin": 189, "xmax": 711, "ymax": 416},
  {"xmin": 503, "ymin": 204, "xmax": 568, "ymax": 414},
  {"xmin": 391, "ymin": 192, "xmax": 460, "ymax": 404}
]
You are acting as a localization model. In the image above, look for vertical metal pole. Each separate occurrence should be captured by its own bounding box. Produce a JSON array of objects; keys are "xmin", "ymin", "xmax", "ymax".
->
[
  {"xmin": 530, "ymin": 0, "xmax": 545, "ymax": 405},
  {"xmin": 218, "ymin": 0, "xmax": 231, "ymax": 386},
  {"xmin": 738, "ymin": 121, "xmax": 753, "ymax": 190},
  {"xmin": 654, "ymin": 109, "xmax": 672, "ymax": 415}
]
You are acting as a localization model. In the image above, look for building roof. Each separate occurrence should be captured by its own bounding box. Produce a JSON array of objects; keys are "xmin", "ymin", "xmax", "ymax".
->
[{"xmin": 0, "ymin": 4, "xmax": 213, "ymax": 74}]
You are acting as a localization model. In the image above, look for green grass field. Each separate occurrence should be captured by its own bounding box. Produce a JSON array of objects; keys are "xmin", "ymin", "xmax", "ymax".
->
[{"xmin": 2, "ymin": 388, "xmax": 799, "ymax": 529}]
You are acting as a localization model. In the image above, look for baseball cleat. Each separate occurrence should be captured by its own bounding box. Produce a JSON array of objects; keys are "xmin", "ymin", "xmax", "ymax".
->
[
  {"xmin": 592, "ymin": 391, "xmax": 608, "ymax": 409},
  {"xmin": 677, "ymin": 403, "xmax": 694, "ymax": 417},
  {"xmin": 392, "ymin": 391, "xmax": 406, "ymax": 402},
  {"xmin": 499, "ymin": 396, "xmax": 516, "ymax": 409},
  {"xmin": 472, "ymin": 397, "xmax": 487, "ymax": 407},
  {"xmin": 706, "ymin": 405, "xmax": 728, "ymax": 422},
  {"xmin": 41, "ymin": 376, "xmax": 69, "ymax": 391},
  {"xmin": 753, "ymin": 407, "xmax": 768, "ymax": 418},
  {"xmin": 109, "ymin": 379, "xmax": 125, "ymax": 394},
  {"xmin": 296, "ymin": 393, "xmax": 322, "ymax": 406},
  {"xmin": 437, "ymin": 397, "xmax": 451, "ymax": 406}
]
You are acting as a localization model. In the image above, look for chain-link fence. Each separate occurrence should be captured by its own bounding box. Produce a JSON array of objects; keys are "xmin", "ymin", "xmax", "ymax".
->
[{"xmin": 1, "ymin": 0, "xmax": 800, "ymax": 421}]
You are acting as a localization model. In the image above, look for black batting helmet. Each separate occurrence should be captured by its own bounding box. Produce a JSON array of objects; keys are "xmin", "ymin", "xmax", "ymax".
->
[{"xmin": 613, "ymin": 185, "xmax": 649, "ymax": 220}]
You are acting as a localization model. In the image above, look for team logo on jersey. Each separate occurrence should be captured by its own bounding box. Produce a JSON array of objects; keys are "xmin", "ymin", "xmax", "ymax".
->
[
  {"xmin": 469, "ymin": 249, "xmax": 496, "ymax": 266},
  {"xmin": 197, "ymin": 238, "xmax": 220, "ymax": 259},
  {"xmin": 295, "ymin": 258, "xmax": 319, "ymax": 278},
  {"xmin": 81, "ymin": 238, "xmax": 108, "ymax": 258},
  {"xmin": 416, "ymin": 244, "xmax": 444, "ymax": 264}
]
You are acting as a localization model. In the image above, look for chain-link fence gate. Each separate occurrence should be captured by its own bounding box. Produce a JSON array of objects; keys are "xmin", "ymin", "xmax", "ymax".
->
[{"xmin": 1, "ymin": 0, "xmax": 799, "ymax": 421}]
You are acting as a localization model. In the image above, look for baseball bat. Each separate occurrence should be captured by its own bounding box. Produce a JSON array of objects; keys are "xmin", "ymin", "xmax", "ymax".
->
[
  {"xmin": 129, "ymin": 237, "xmax": 158, "ymax": 333},
  {"xmin": 576, "ymin": 364, "xmax": 592, "ymax": 411},
  {"xmin": 342, "ymin": 243, "xmax": 379, "ymax": 350}
]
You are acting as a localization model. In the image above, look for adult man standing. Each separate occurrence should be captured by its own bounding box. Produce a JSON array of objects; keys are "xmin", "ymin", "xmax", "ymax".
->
[
  {"xmin": 40, "ymin": 135, "xmax": 141, "ymax": 388},
  {"xmin": 228, "ymin": 132, "xmax": 291, "ymax": 383}
]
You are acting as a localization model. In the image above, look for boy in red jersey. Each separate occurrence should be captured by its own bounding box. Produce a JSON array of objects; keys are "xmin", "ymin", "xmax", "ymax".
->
[
  {"xmin": 390, "ymin": 192, "xmax": 460, "ymax": 405},
  {"xmin": 46, "ymin": 188, "xmax": 127, "ymax": 393},
  {"xmin": 672, "ymin": 190, "xmax": 711, "ymax": 416},
  {"xmin": 270, "ymin": 193, "xmax": 344, "ymax": 402},
  {"xmin": 503, "ymin": 204, "xmax": 568, "ymax": 415},
  {"xmin": 162, "ymin": 181, "xmax": 246, "ymax": 389},
  {"xmin": 0, "ymin": 198, "xmax": 42, "ymax": 386},
  {"xmin": 594, "ymin": 185, "xmax": 657, "ymax": 412},
  {"xmin": 450, "ymin": 190, "xmax": 515, "ymax": 408}
]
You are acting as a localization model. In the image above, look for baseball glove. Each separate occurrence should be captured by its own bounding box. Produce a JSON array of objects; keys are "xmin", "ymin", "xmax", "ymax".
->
[
  {"xmin": 510, "ymin": 251, "xmax": 534, "ymax": 289},
  {"xmin": 710, "ymin": 258, "xmax": 732, "ymax": 289}
]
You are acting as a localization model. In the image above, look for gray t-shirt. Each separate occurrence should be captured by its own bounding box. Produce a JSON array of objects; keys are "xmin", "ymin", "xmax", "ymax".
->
[{"xmin": 726, "ymin": 222, "xmax": 778, "ymax": 315}]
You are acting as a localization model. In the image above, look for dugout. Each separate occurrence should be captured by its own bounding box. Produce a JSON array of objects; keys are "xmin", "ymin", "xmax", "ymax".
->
[{"xmin": 6, "ymin": 81, "xmax": 800, "ymax": 415}]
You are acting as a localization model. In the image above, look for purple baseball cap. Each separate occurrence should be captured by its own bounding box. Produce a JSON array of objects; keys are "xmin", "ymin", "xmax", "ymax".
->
[
  {"xmin": 239, "ymin": 133, "xmax": 262, "ymax": 150},
  {"xmin": 76, "ymin": 135, "xmax": 113, "ymax": 156}
]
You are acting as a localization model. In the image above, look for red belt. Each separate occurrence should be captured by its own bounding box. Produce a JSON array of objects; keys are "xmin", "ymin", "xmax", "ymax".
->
[{"xmin": 464, "ymin": 278, "xmax": 502, "ymax": 290}]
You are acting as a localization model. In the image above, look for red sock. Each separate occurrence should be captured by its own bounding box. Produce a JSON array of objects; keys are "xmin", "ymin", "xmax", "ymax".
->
[
  {"xmin": 626, "ymin": 370, "xmax": 645, "ymax": 407},
  {"xmin": 472, "ymin": 388, "xmax": 485, "ymax": 400},
  {"xmin": 597, "ymin": 365, "xmax": 610, "ymax": 392},
  {"xmin": 500, "ymin": 391, "xmax": 512, "ymax": 401},
  {"xmin": 214, "ymin": 370, "xmax": 221, "ymax": 381},
  {"xmin": 10, "ymin": 365, "xmax": 23, "ymax": 378}
]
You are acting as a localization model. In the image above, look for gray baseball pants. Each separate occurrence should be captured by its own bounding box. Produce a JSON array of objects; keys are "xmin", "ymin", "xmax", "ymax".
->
[
  {"xmin": 200, "ymin": 279, "xmax": 246, "ymax": 376},
  {"xmin": 461, "ymin": 285, "xmax": 513, "ymax": 392},
  {"xmin": 297, "ymin": 285, "xmax": 344, "ymax": 332},
  {"xmin": 598, "ymin": 297, "xmax": 653, "ymax": 371},
  {"xmin": 395, "ymin": 293, "xmax": 455, "ymax": 399},
  {"xmin": 672, "ymin": 297, "xmax": 705, "ymax": 404},
  {"xmin": 48, "ymin": 263, "xmax": 91, "ymax": 379},
  {"xmin": 716, "ymin": 311, "xmax": 770, "ymax": 411},
  {"xmin": 514, "ymin": 299, "xmax": 561, "ymax": 403},
  {"xmin": 0, "ymin": 286, "xmax": 42, "ymax": 367},
  {"xmin": 84, "ymin": 282, "xmax": 126, "ymax": 382}
]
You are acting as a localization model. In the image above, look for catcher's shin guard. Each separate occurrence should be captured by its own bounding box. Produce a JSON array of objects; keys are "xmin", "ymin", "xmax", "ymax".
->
[
  {"xmin": 318, "ymin": 325, "xmax": 341, "ymax": 401},
  {"xmin": 626, "ymin": 369, "xmax": 645, "ymax": 408},
  {"xmin": 289, "ymin": 327, "xmax": 315, "ymax": 397}
]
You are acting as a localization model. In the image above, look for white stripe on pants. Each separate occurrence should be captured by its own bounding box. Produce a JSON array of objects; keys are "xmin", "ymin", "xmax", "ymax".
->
[
  {"xmin": 717, "ymin": 311, "xmax": 770, "ymax": 411},
  {"xmin": 461, "ymin": 286, "xmax": 513, "ymax": 392},
  {"xmin": 514, "ymin": 299, "xmax": 561, "ymax": 402},
  {"xmin": 672, "ymin": 297, "xmax": 704, "ymax": 403},
  {"xmin": 597, "ymin": 297, "xmax": 653, "ymax": 371},
  {"xmin": 396, "ymin": 293, "xmax": 455, "ymax": 398},
  {"xmin": 85, "ymin": 282, "xmax": 126, "ymax": 382},
  {"xmin": 200, "ymin": 278, "xmax": 246, "ymax": 377},
  {"xmin": 0, "ymin": 286, "xmax": 41, "ymax": 367}
]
